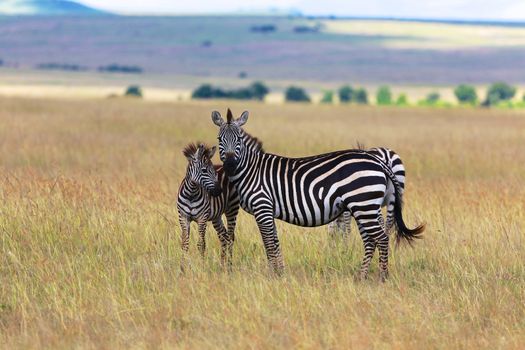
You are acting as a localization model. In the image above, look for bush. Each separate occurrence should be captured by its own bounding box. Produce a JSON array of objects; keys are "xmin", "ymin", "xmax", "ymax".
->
[
  {"xmin": 338, "ymin": 85, "xmax": 353, "ymax": 103},
  {"xmin": 396, "ymin": 94, "xmax": 409, "ymax": 106},
  {"xmin": 454, "ymin": 84, "xmax": 477, "ymax": 105},
  {"xmin": 426, "ymin": 92, "xmax": 440, "ymax": 105},
  {"xmin": 36, "ymin": 63, "xmax": 87, "ymax": 71},
  {"xmin": 354, "ymin": 88, "xmax": 368, "ymax": 104},
  {"xmin": 192, "ymin": 84, "xmax": 215, "ymax": 99},
  {"xmin": 320, "ymin": 90, "xmax": 334, "ymax": 104},
  {"xmin": 250, "ymin": 25, "xmax": 276, "ymax": 33},
  {"xmin": 249, "ymin": 81, "xmax": 270, "ymax": 101},
  {"xmin": 483, "ymin": 82, "xmax": 516, "ymax": 106},
  {"xmin": 376, "ymin": 86, "xmax": 392, "ymax": 105},
  {"xmin": 125, "ymin": 85, "xmax": 142, "ymax": 98},
  {"xmin": 191, "ymin": 82, "xmax": 270, "ymax": 101},
  {"xmin": 285, "ymin": 86, "xmax": 310, "ymax": 102},
  {"xmin": 293, "ymin": 25, "xmax": 320, "ymax": 33},
  {"xmin": 99, "ymin": 64, "xmax": 143, "ymax": 74}
]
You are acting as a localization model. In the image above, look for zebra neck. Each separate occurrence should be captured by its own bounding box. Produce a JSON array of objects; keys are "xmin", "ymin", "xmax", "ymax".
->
[
  {"xmin": 227, "ymin": 145, "xmax": 262, "ymax": 182},
  {"xmin": 180, "ymin": 178, "xmax": 202, "ymax": 198}
]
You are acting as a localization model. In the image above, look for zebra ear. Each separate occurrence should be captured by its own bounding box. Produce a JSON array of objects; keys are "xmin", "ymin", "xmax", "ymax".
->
[
  {"xmin": 208, "ymin": 146, "xmax": 217, "ymax": 159},
  {"xmin": 197, "ymin": 144, "xmax": 206, "ymax": 157},
  {"xmin": 185, "ymin": 148, "xmax": 198, "ymax": 161},
  {"xmin": 211, "ymin": 111, "xmax": 224, "ymax": 126},
  {"xmin": 236, "ymin": 111, "xmax": 249, "ymax": 127}
]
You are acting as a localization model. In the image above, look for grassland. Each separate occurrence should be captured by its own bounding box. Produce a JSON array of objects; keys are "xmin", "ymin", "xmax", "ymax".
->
[
  {"xmin": 324, "ymin": 19, "xmax": 525, "ymax": 49},
  {"xmin": 0, "ymin": 97, "xmax": 524, "ymax": 349}
]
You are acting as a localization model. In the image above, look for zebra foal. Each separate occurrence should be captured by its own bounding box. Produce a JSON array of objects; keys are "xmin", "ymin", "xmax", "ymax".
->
[{"xmin": 177, "ymin": 143, "xmax": 239, "ymax": 270}]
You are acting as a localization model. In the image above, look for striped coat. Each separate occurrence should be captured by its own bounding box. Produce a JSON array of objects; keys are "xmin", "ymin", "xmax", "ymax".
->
[
  {"xmin": 212, "ymin": 109, "xmax": 424, "ymax": 281},
  {"xmin": 329, "ymin": 147, "xmax": 406, "ymax": 239},
  {"xmin": 177, "ymin": 143, "xmax": 239, "ymax": 269}
]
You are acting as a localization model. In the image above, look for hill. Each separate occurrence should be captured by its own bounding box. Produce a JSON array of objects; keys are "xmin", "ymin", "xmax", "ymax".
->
[
  {"xmin": 0, "ymin": 0, "xmax": 108, "ymax": 15},
  {"xmin": 0, "ymin": 16, "xmax": 524, "ymax": 85}
]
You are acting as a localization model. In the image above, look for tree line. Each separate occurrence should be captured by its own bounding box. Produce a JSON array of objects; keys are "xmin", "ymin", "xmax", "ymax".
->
[{"xmin": 191, "ymin": 81, "xmax": 524, "ymax": 107}]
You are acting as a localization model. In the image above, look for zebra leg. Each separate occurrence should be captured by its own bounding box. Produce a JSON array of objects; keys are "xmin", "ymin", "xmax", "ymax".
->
[
  {"xmin": 377, "ymin": 236, "xmax": 390, "ymax": 282},
  {"xmin": 359, "ymin": 239, "xmax": 376, "ymax": 280},
  {"xmin": 354, "ymin": 207, "xmax": 384, "ymax": 280},
  {"xmin": 196, "ymin": 219, "xmax": 207, "ymax": 258},
  {"xmin": 212, "ymin": 217, "xmax": 233, "ymax": 269},
  {"xmin": 254, "ymin": 208, "xmax": 284, "ymax": 275},
  {"xmin": 225, "ymin": 207, "xmax": 238, "ymax": 243},
  {"xmin": 385, "ymin": 196, "xmax": 396, "ymax": 236},
  {"xmin": 375, "ymin": 214, "xmax": 390, "ymax": 282},
  {"xmin": 343, "ymin": 211, "xmax": 352, "ymax": 241},
  {"xmin": 328, "ymin": 211, "xmax": 351, "ymax": 242},
  {"xmin": 179, "ymin": 215, "xmax": 191, "ymax": 272}
]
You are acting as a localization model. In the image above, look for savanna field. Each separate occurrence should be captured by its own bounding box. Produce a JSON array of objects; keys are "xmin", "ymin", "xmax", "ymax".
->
[{"xmin": 0, "ymin": 97, "xmax": 524, "ymax": 349}]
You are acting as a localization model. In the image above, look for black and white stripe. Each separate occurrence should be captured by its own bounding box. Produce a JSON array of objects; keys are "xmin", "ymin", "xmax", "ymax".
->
[
  {"xmin": 329, "ymin": 147, "xmax": 406, "ymax": 238},
  {"xmin": 177, "ymin": 143, "xmax": 239, "ymax": 270},
  {"xmin": 212, "ymin": 109, "xmax": 424, "ymax": 280}
]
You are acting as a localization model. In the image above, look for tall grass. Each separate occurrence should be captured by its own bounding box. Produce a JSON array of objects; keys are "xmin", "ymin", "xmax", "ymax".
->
[{"xmin": 0, "ymin": 98, "xmax": 524, "ymax": 348}]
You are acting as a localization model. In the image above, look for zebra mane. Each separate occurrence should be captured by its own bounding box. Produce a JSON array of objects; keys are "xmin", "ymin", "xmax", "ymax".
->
[
  {"xmin": 226, "ymin": 108, "xmax": 234, "ymax": 123},
  {"xmin": 355, "ymin": 141, "xmax": 367, "ymax": 151},
  {"xmin": 243, "ymin": 131, "xmax": 264, "ymax": 152},
  {"xmin": 182, "ymin": 142, "xmax": 211, "ymax": 159}
]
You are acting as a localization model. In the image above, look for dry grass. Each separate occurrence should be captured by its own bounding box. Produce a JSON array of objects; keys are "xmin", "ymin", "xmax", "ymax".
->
[{"xmin": 0, "ymin": 97, "xmax": 524, "ymax": 349}]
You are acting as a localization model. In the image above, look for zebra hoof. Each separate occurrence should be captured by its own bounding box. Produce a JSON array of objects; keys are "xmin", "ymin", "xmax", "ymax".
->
[
  {"xmin": 269, "ymin": 265, "xmax": 285, "ymax": 277},
  {"xmin": 379, "ymin": 271, "xmax": 389, "ymax": 283}
]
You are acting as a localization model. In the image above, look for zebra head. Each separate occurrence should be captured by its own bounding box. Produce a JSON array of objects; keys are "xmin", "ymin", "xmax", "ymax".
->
[
  {"xmin": 211, "ymin": 108, "xmax": 249, "ymax": 175},
  {"xmin": 183, "ymin": 143, "xmax": 222, "ymax": 197}
]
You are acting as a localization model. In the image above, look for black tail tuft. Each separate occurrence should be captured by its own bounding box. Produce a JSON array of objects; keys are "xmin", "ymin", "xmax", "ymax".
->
[{"xmin": 393, "ymin": 188, "xmax": 425, "ymax": 245}]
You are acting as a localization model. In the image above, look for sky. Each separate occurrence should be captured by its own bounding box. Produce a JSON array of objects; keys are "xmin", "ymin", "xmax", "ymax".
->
[{"xmin": 79, "ymin": 0, "xmax": 525, "ymax": 20}]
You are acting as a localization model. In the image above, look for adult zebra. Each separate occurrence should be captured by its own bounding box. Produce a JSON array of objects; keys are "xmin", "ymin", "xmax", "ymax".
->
[
  {"xmin": 212, "ymin": 109, "xmax": 424, "ymax": 281},
  {"xmin": 329, "ymin": 147, "xmax": 406, "ymax": 239},
  {"xmin": 177, "ymin": 143, "xmax": 239, "ymax": 270}
]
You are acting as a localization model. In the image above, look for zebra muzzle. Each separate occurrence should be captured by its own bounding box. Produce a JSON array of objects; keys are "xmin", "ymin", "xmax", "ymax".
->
[
  {"xmin": 210, "ymin": 183, "xmax": 222, "ymax": 197},
  {"xmin": 223, "ymin": 157, "xmax": 238, "ymax": 175}
]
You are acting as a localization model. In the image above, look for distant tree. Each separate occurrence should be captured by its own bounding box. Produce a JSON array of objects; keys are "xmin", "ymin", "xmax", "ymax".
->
[
  {"xmin": 483, "ymin": 82, "xmax": 516, "ymax": 106},
  {"xmin": 36, "ymin": 63, "xmax": 87, "ymax": 71},
  {"xmin": 99, "ymin": 64, "xmax": 143, "ymax": 74},
  {"xmin": 238, "ymin": 71, "xmax": 247, "ymax": 79},
  {"xmin": 293, "ymin": 24, "xmax": 320, "ymax": 33},
  {"xmin": 376, "ymin": 86, "xmax": 392, "ymax": 105},
  {"xmin": 0, "ymin": 59, "xmax": 4, "ymax": 66},
  {"xmin": 523, "ymin": 93, "xmax": 525, "ymax": 102},
  {"xmin": 354, "ymin": 88, "xmax": 368, "ymax": 104},
  {"xmin": 426, "ymin": 92, "xmax": 440, "ymax": 104},
  {"xmin": 192, "ymin": 82, "xmax": 269, "ymax": 100},
  {"xmin": 249, "ymin": 81, "xmax": 270, "ymax": 101},
  {"xmin": 201, "ymin": 40, "xmax": 213, "ymax": 47},
  {"xmin": 338, "ymin": 85, "xmax": 353, "ymax": 103},
  {"xmin": 250, "ymin": 25, "xmax": 276, "ymax": 33},
  {"xmin": 454, "ymin": 84, "xmax": 477, "ymax": 105},
  {"xmin": 285, "ymin": 86, "xmax": 310, "ymax": 102},
  {"xmin": 125, "ymin": 85, "xmax": 142, "ymax": 98},
  {"xmin": 192, "ymin": 84, "xmax": 215, "ymax": 99},
  {"xmin": 320, "ymin": 90, "xmax": 334, "ymax": 104},
  {"xmin": 395, "ymin": 93, "xmax": 409, "ymax": 106}
]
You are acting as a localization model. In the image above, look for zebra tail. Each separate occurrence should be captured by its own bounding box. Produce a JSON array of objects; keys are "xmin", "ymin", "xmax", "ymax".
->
[
  {"xmin": 392, "ymin": 181, "xmax": 425, "ymax": 245},
  {"xmin": 365, "ymin": 150, "xmax": 425, "ymax": 245}
]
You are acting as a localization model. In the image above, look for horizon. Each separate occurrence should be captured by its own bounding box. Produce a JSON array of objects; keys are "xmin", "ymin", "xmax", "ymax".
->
[{"xmin": 75, "ymin": 0, "xmax": 525, "ymax": 21}]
